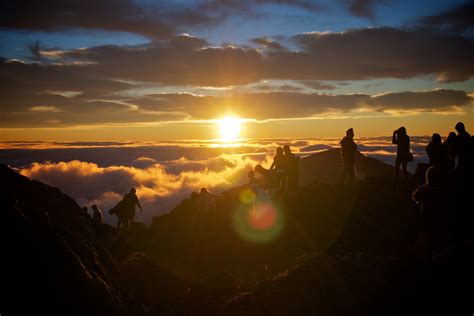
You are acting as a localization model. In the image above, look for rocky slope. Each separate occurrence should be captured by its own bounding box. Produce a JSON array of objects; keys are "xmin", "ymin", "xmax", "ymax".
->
[
  {"xmin": 0, "ymin": 164, "xmax": 133, "ymax": 314},
  {"xmin": 1, "ymin": 147, "xmax": 473, "ymax": 315}
]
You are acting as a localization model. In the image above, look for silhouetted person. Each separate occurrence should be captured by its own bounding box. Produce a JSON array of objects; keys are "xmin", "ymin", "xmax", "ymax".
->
[
  {"xmin": 283, "ymin": 145, "xmax": 299, "ymax": 191},
  {"xmin": 255, "ymin": 164, "xmax": 276, "ymax": 193},
  {"xmin": 91, "ymin": 204, "xmax": 103, "ymax": 225},
  {"xmin": 453, "ymin": 122, "xmax": 474, "ymax": 240},
  {"xmin": 270, "ymin": 147, "xmax": 286, "ymax": 194},
  {"xmin": 109, "ymin": 187, "xmax": 142, "ymax": 228},
  {"xmin": 124, "ymin": 187, "xmax": 142, "ymax": 223},
  {"xmin": 270, "ymin": 147, "xmax": 285, "ymax": 171},
  {"xmin": 442, "ymin": 132, "xmax": 457, "ymax": 170},
  {"xmin": 248, "ymin": 170, "xmax": 257, "ymax": 187},
  {"xmin": 82, "ymin": 206, "xmax": 91, "ymax": 220},
  {"xmin": 426, "ymin": 133, "xmax": 443, "ymax": 167},
  {"xmin": 392, "ymin": 126, "xmax": 411, "ymax": 180},
  {"xmin": 454, "ymin": 122, "xmax": 472, "ymax": 170},
  {"xmin": 197, "ymin": 188, "xmax": 219, "ymax": 212},
  {"xmin": 412, "ymin": 166, "xmax": 452, "ymax": 259},
  {"xmin": 340, "ymin": 128, "xmax": 357, "ymax": 185}
]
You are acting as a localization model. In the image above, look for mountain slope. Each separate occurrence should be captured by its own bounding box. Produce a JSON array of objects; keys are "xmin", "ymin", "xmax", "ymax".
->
[
  {"xmin": 298, "ymin": 149, "xmax": 393, "ymax": 185},
  {"xmin": 0, "ymin": 164, "xmax": 132, "ymax": 314}
]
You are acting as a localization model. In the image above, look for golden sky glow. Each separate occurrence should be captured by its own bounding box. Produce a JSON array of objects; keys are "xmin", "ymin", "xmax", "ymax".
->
[
  {"xmin": 218, "ymin": 117, "xmax": 242, "ymax": 142},
  {"xmin": 1, "ymin": 1, "xmax": 474, "ymax": 142}
]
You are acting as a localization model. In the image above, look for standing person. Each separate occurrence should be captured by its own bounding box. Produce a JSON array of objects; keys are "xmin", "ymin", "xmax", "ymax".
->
[
  {"xmin": 454, "ymin": 122, "xmax": 472, "ymax": 170},
  {"xmin": 392, "ymin": 126, "xmax": 411, "ymax": 180},
  {"xmin": 283, "ymin": 145, "xmax": 299, "ymax": 191},
  {"xmin": 442, "ymin": 132, "xmax": 457, "ymax": 170},
  {"xmin": 340, "ymin": 128, "xmax": 358, "ymax": 185},
  {"xmin": 453, "ymin": 122, "xmax": 473, "ymax": 240},
  {"xmin": 197, "ymin": 188, "xmax": 219, "ymax": 212},
  {"xmin": 269, "ymin": 147, "xmax": 286, "ymax": 194},
  {"xmin": 123, "ymin": 188, "xmax": 143, "ymax": 224},
  {"xmin": 91, "ymin": 204, "xmax": 103, "ymax": 225},
  {"xmin": 426, "ymin": 133, "xmax": 443, "ymax": 167},
  {"xmin": 82, "ymin": 206, "xmax": 91, "ymax": 219}
]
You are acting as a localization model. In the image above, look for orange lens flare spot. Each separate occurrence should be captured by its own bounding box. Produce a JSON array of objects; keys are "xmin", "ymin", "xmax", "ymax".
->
[
  {"xmin": 232, "ymin": 198, "xmax": 284, "ymax": 244},
  {"xmin": 248, "ymin": 203, "xmax": 276, "ymax": 230}
]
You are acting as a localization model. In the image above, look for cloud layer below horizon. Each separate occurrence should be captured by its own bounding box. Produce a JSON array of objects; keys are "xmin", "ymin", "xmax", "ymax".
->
[{"xmin": 2, "ymin": 137, "xmax": 433, "ymax": 224}]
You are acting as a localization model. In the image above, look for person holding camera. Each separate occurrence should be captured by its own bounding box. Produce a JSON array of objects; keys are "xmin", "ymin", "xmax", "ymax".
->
[{"xmin": 392, "ymin": 126, "xmax": 412, "ymax": 180}]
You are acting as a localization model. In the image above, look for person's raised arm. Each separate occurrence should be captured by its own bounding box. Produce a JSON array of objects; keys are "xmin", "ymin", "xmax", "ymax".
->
[
  {"xmin": 269, "ymin": 157, "xmax": 276, "ymax": 170},
  {"xmin": 135, "ymin": 195, "xmax": 143, "ymax": 211}
]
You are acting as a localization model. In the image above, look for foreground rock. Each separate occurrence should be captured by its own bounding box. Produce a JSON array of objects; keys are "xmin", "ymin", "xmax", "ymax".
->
[
  {"xmin": 221, "ymin": 247, "xmax": 474, "ymax": 315},
  {"xmin": 0, "ymin": 164, "xmax": 134, "ymax": 314}
]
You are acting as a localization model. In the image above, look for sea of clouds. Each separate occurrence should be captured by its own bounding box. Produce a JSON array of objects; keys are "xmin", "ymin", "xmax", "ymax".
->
[{"xmin": 0, "ymin": 137, "xmax": 431, "ymax": 224}]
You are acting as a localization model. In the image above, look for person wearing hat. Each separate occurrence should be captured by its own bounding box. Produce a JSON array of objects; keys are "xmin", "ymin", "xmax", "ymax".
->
[{"xmin": 340, "ymin": 128, "xmax": 358, "ymax": 185}]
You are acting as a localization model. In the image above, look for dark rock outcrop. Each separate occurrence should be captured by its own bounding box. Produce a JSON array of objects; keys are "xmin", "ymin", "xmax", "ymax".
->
[{"xmin": 0, "ymin": 164, "xmax": 133, "ymax": 314}]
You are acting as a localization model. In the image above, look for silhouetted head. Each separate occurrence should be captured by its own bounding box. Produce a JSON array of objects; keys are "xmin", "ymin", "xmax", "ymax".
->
[
  {"xmin": 397, "ymin": 127, "xmax": 407, "ymax": 135},
  {"xmin": 82, "ymin": 206, "xmax": 88, "ymax": 212},
  {"xmin": 130, "ymin": 188, "xmax": 136, "ymax": 194},
  {"xmin": 346, "ymin": 128, "xmax": 354, "ymax": 138},
  {"xmin": 283, "ymin": 145, "xmax": 292, "ymax": 154},
  {"xmin": 446, "ymin": 132, "xmax": 456, "ymax": 143},
  {"xmin": 91, "ymin": 204, "xmax": 98, "ymax": 211},
  {"xmin": 200, "ymin": 188, "xmax": 208, "ymax": 195},
  {"xmin": 425, "ymin": 166, "xmax": 442, "ymax": 187},
  {"xmin": 432, "ymin": 133, "xmax": 441, "ymax": 144},
  {"xmin": 248, "ymin": 170, "xmax": 255, "ymax": 178},
  {"xmin": 276, "ymin": 147, "xmax": 283, "ymax": 156},
  {"xmin": 455, "ymin": 122, "xmax": 465, "ymax": 133},
  {"xmin": 255, "ymin": 164, "xmax": 265, "ymax": 174}
]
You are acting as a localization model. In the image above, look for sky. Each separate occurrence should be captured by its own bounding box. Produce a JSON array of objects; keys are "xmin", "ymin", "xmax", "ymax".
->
[{"xmin": 0, "ymin": 0, "xmax": 473, "ymax": 141}]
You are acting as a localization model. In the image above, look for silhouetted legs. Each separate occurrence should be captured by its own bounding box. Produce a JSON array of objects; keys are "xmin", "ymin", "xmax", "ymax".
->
[
  {"xmin": 394, "ymin": 157, "xmax": 408, "ymax": 179},
  {"xmin": 340, "ymin": 161, "xmax": 355, "ymax": 185}
]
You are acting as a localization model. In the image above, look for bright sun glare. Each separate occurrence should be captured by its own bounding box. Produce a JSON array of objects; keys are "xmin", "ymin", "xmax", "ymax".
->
[{"xmin": 218, "ymin": 117, "xmax": 242, "ymax": 141}]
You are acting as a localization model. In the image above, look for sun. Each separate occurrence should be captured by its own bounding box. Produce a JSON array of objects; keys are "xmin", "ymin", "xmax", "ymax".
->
[{"xmin": 218, "ymin": 117, "xmax": 242, "ymax": 141}]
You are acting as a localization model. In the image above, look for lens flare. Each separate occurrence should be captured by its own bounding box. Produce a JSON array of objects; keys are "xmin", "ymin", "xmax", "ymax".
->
[
  {"xmin": 233, "ymin": 194, "xmax": 284, "ymax": 244},
  {"xmin": 248, "ymin": 202, "xmax": 276, "ymax": 230}
]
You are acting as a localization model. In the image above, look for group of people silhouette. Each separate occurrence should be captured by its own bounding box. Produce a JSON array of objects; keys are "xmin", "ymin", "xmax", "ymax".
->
[
  {"xmin": 84, "ymin": 120, "xmax": 473, "ymax": 259},
  {"xmin": 251, "ymin": 145, "xmax": 300, "ymax": 195},
  {"xmin": 83, "ymin": 188, "xmax": 143, "ymax": 228},
  {"xmin": 411, "ymin": 122, "xmax": 473, "ymax": 259}
]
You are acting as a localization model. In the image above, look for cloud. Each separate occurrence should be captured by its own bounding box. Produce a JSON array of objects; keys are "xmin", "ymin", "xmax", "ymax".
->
[
  {"xmin": 300, "ymin": 144, "xmax": 334, "ymax": 152},
  {"xmin": 13, "ymin": 135, "xmax": 434, "ymax": 225},
  {"xmin": 299, "ymin": 81, "xmax": 335, "ymax": 90},
  {"xmin": 17, "ymin": 27, "xmax": 473, "ymax": 87},
  {"xmin": 416, "ymin": 2, "xmax": 474, "ymax": 35},
  {"xmin": 1, "ymin": 26, "xmax": 473, "ymax": 128},
  {"xmin": 340, "ymin": 0, "xmax": 387, "ymax": 19},
  {"xmin": 0, "ymin": 0, "xmax": 173, "ymax": 39},
  {"xmin": 251, "ymin": 37, "xmax": 285, "ymax": 50},
  {"xmin": 290, "ymin": 27, "xmax": 474, "ymax": 83},
  {"xmin": 29, "ymin": 105, "xmax": 63, "ymax": 113},
  {"xmin": 0, "ymin": 0, "xmax": 325, "ymax": 39},
  {"xmin": 128, "ymin": 89, "xmax": 473, "ymax": 121},
  {"xmin": 1, "ymin": 86, "xmax": 471, "ymax": 127},
  {"xmin": 19, "ymin": 154, "xmax": 272, "ymax": 224}
]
